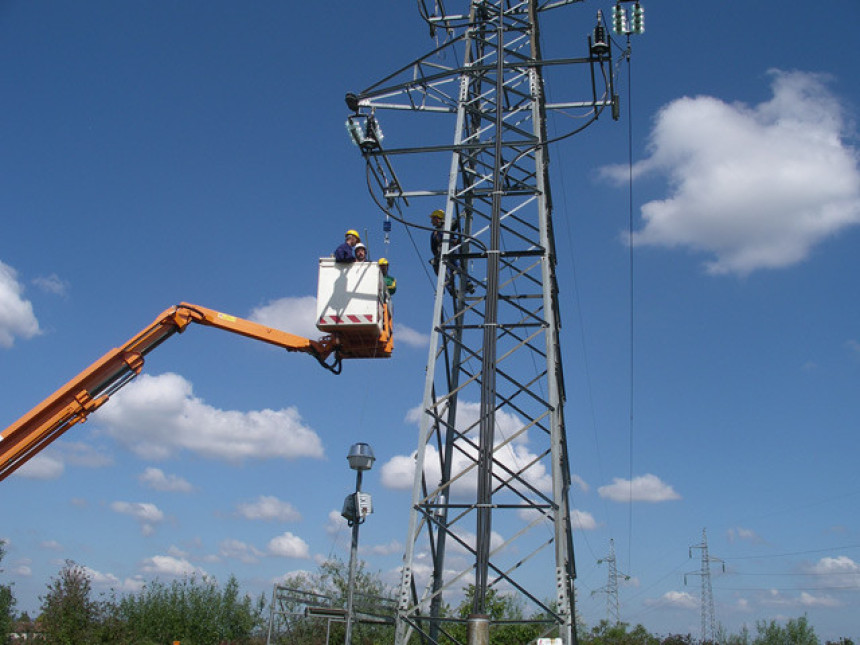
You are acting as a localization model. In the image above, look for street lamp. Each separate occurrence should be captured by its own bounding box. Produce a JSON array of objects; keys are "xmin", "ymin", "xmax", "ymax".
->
[{"xmin": 342, "ymin": 442, "xmax": 375, "ymax": 645}]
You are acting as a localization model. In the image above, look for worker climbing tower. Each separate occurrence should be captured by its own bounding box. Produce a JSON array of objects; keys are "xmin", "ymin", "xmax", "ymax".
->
[{"xmin": 346, "ymin": 1, "xmax": 638, "ymax": 643}]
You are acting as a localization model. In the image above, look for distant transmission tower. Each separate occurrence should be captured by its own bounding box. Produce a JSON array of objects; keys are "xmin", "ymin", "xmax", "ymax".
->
[
  {"xmin": 686, "ymin": 528, "xmax": 725, "ymax": 644},
  {"xmin": 345, "ymin": 1, "xmax": 643, "ymax": 643},
  {"xmin": 593, "ymin": 538, "xmax": 629, "ymax": 624}
]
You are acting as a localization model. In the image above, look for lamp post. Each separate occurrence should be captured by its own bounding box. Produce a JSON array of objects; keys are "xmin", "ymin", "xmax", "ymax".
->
[{"xmin": 342, "ymin": 442, "xmax": 375, "ymax": 645}]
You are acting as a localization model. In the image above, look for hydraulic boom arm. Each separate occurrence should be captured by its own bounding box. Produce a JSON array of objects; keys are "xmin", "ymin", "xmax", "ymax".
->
[{"xmin": 0, "ymin": 302, "xmax": 342, "ymax": 482}]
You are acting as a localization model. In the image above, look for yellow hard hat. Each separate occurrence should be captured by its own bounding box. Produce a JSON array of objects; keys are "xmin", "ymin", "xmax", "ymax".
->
[
  {"xmin": 430, "ymin": 209, "xmax": 445, "ymax": 220},
  {"xmin": 378, "ymin": 258, "xmax": 389, "ymax": 266},
  {"xmin": 346, "ymin": 229, "xmax": 360, "ymax": 241}
]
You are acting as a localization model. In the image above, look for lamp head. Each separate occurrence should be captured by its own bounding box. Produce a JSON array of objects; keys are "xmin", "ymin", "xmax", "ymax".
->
[{"xmin": 347, "ymin": 442, "xmax": 375, "ymax": 471}]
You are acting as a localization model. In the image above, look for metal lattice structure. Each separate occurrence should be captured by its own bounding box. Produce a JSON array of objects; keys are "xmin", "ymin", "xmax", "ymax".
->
[
  {"xmin": 594, "ymin": 538, "xmax": 628, "ymax": 625},
  {"xmin": 687, "ymin": 528, "xmax": 725, "ymax": 644},
  {"xmin": 346, "ymin": 1, "xmax": 620, "ymax": 643}
]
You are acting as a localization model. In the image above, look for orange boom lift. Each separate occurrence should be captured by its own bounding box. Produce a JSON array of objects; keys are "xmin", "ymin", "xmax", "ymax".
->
[{"xmin": 1, "ymin": 284, "xmax": 394, "ymax": 482}]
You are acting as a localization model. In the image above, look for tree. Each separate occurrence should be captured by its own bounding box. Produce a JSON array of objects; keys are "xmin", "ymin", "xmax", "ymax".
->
[
  {"xmin": 753, "ymin": 615, "xmax": 819, "ymax": 645},
  {"xmin": 0, "ymin": 541, "xmax": 16, "ymax": 641},
  {"xmin": 581, "ymin": 619, "xmax": 660, "ymax": 645},
  {"xmin": 441, "ymin": 585, "xmax": 546, "ymax": 645},
  {"xmin": 40, "ymin": 560, "xmax": 99, "ymax": 644},
  {"xmin": 113, "ymin": 574, "xmax": 265, "ymax": 644},
  {"xmin": 660, "ymin": 634, "xmax": 695, "ymax": 645}
]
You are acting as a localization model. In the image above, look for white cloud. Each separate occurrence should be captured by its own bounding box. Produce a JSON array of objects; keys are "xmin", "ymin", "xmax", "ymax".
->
[
  {"xmin": 110, "ymin": 501, "xmax": 165, "ymax": 535},
  {"xmin": 97, "ymin": 372, "xmax": 324, "ymax": 462},
  {"xmin": 394, "ymin": 323, "xmax": 430, "ymax": 348},
  {"xmin": 646, "ymin": 590, "xmax": 698, "ymax": 610},
  {"xmin": 325, "ymin": 509, "xmax": 347, "ymax": 537},
  {"xmin": 597, "ymin": 473, "xmax": 681, "ymax": 503},
  {"xmin": 362, "ymin": 539, "xmax": 403, "ymax": 556},
  {"xmin": 140, "ymin": 554, "xmax": 205, "ymax": 578},
  {"xmin": 218, "ymin": 538, "xmax": 265, "ymax": 564},
  {"xmin": 267, "ymin": 532, "xmax": 311, "ymax": 559},
  {"xmin": 15, "ymin": 452, "xmax": 64, "ymax": 480},
  {"xmin": 799, "ymin": 591, "xmax": 841, "ymax": 608},
  {"xmin": 84, "ymin": 566, "xmax": 145, "ymax": 593},
  {"xmin": 237, "ymin": 495, "xmax": 301, "ymax": 522},
  {"xmin": 806, "ymin": 555, "xmax": 860, "ymax": 589},
  {"xmin": 571, "ymin": 509, "xmax": 598, "ymax": 531},
  {"xmin": 14, "ymin": 441, "xmax": 112, "ymax": 480},
  {"xmin": 380, "ymin": 453, "xmax": 417, "ymax": 490},
  {"xmin": 32, "ymin": 273, "xmax": 69, "ymax": 297},
  {"xmin": 727, "ymin": 526, "xmax": 764, "ymax": 544},
  {"xmin": 139, "ymin": 467, "xmax": 193, "ymax": 493},
  {"xmin": 248, "ymin": 296, "xmax": 320, "ymax": 340},
  {"xmin": 602, "ymin": 70, "xmax": 860, "ymax": 276},
  {"xmin": 0, "ymin": 260, "xmax": 40, "ymax": 347}
]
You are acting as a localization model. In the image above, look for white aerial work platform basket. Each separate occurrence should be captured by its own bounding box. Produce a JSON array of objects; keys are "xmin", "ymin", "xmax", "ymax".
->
[{"xmin": 316, "ymin": 258, "xmax": 385, "ymax": 337}]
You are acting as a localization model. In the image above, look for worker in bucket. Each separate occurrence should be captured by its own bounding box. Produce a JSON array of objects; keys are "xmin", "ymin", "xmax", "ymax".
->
[
  {"xmin": 354, "ymin": 242, "xmax": 369, "ymax": 262},
  {"xmin": 334, "ymin": 229, "xmax": 361, "ymax": 263},
  {"xmin": 379, "ymin": 258, "xmax": 396, "ymax": 296}
]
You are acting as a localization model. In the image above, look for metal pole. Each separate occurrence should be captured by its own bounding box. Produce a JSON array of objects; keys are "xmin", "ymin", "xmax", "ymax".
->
[{"xmin": 344, "ymin": 470, "xmax": 363, "ymax": 645}]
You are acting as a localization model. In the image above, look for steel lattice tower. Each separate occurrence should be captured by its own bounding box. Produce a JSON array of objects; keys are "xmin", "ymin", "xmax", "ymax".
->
[
  {"xmin": 594, "ymin": 538, "xmax": 628, "ymax": 625},
  {"xmin": 687, "ymin": 528, "xmax": 725, "ymax": 644},
  {"xmin": 345, "ymin": 1, "xmax": 621, "ymax": 643}
]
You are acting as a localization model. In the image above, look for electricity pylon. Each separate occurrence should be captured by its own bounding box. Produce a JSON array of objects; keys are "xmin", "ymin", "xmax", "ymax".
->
[
  {"xmin": 594, "ymin": 538, "xmax": 629, "ymax": 625},
  {"xmin": 686, "ymin": 528, "xmax": 725, "ymax": 644},
  {"xmin": 345, "ymin": 1, "xmax": 635, "ymax": 643}
]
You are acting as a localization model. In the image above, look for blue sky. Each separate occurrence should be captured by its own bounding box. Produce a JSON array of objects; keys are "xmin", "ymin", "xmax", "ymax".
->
[{"xmin": 2, "ymin": 0, "xmax": 859, "ymax": 641}]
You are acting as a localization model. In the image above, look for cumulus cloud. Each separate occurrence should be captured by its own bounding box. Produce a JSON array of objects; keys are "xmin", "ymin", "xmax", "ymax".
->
[
  {"xmin": 727, "ymin": 526, "xmax": 764, "ymax": 544},
  {"xmin": 84, "ymin": 566, "xmax": 145, "ymax": 593},
  {"xmin": 395, "ymin": 323, "xmax": 430, "ymax": 348},
  {"xmin": 597, "ymin": 473, "xmax": 680, "ymax": 503},
  {"xmin": 646, "ymin": 590, "xmax": 698, "ymax": 610},
  {"xmin": 97, "ymin": 372, "xmax": 324, "ymax": 462},
  {"xmin": 236, "ymin": 495, "xmax": 301, "ymax": 522},
  {"xmin": 362, "ymin": 539, "xmax": 403, "ymax": 556},
  {"xmin": 140, "ymin": 554, "xmax": 205, "ymax": 578},
  {"xmin": 14, "ymin": 441, "xmax": 112, "ymax": 480},
  {"xmin": 139, "ymin": 467, "xmax": 193, "ymax": 493},
  {"xmin": 32, "ymin": 273, "xmax": 69, "ymax": 297},
  {"xmin": 325, "ymin": 509, "xmax": 347, "ymax": 537},
  {"xmin": 0, "ymin": 260, "xmax": 40, "ymax": 347},
  {"xmin": 15, "ymin": 452, "xmax": 65, "ymax": 480},
  {"xmin": 248, "ymin": 296, "xmax": 319, "ymax": 340},
  {"xmin": 799, "ymin": 591, "xmax": 841, "ymax": 607},
  {"xmin": 571, "ymin": 509, "xmax": 598, "ymax": 531},
  {"xmin": 601, "ymin": 70, "xmax": 860, "ymax": 276},
  {"xmin": 218, "ymin": 538, "xmax": 265, "ymax": 564},
  {"xmin": 806, "ymin": 555, "xmax": 860, "ymax": 589},
  {"xmin": 110, "ymin": 501, "xmax": 165, "ymax": 535},
  {"xmin": 14, "ymin": 563, "xmax": 32, "ymax": 576},
  {"xmin": 267, "ymin": 532, "xmax": 311, "ymax": 559}
]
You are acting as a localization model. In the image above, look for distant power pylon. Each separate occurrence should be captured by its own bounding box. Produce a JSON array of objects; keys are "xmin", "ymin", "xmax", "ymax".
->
[
  {"xmin": 686, "ymin": 528, "xmax": 725, "ymax": 644},
  {"xmin": 593, "ymin": 538, "xmax": 630, "ymax": 624}
]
